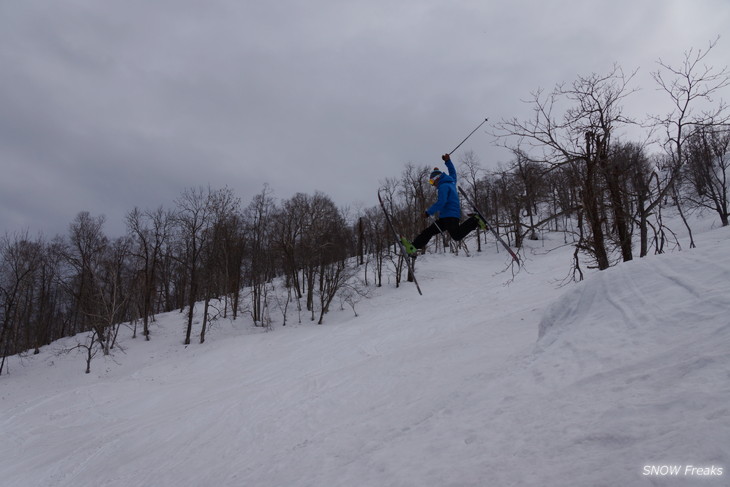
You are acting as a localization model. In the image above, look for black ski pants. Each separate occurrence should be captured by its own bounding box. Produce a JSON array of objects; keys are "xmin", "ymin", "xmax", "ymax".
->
[{"xmin": 412, "ymin": 216, "xmax": 479, "ymax": 250}]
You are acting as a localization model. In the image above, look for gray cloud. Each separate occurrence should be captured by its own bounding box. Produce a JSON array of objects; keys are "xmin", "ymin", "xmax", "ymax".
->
[{"xmin": 1, "ymin": 0, "xmax": 729, "ymax": 236}]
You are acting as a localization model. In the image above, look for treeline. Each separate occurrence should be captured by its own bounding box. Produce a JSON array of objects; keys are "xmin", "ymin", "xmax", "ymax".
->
[
  {"xmin": 0, "ymin": 160, "xmax": 515, "ymax": 373},
  {"xmin": 0, "ymin": 186, "xmax": 380, "ymax": 373},
  {"xmin": 0, "ymin": 166, "xmax": 498, "ymax": 374},
  {"xmin": 489, "ymin": 43, "xmax": 729, "ymax": 277}
]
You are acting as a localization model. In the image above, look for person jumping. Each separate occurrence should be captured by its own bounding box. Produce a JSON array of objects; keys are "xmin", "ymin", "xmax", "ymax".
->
[{"xmin": 401, "ymin": 154, "xmax": 486, "ymax": 256}]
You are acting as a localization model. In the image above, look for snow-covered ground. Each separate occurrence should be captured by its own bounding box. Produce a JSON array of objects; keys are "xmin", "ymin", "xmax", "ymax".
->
[{"xmin": 1, "ymin": 223, "xmax": 729, "ymax": 486}]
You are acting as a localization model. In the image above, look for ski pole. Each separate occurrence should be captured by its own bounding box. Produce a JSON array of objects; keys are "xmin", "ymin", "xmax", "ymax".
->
[
  {"xmin": 448, "ymin": 118, "xmax": 489, "ymax": 155},
  {"xmin": 430, "ymin": 215, "xmax": 445, "ymax": 234}
]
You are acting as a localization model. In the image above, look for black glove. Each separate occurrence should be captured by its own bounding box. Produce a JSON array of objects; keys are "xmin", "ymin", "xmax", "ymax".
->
[
  {"xmin": 441, "ymin": 154, "xmax": 451, "ymax": 162},
  {"xmin": 423, "ymin": 211, "xmax": 430, "ymax": 219}
]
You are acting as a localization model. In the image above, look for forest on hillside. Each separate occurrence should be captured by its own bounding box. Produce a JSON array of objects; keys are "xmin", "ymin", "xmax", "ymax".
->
[{"xmin": 1, "ymin": 42, "xmax": 728, "ymax": 374}]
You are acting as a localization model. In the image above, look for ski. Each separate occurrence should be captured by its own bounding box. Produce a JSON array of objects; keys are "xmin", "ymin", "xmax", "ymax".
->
[
  {"xmin": 458, "ymin": 185, "xmax": 521, "ymax": 265},
  {"xmin": 377, "ymin": 190, "xmax": 423, "ymax": 295}
]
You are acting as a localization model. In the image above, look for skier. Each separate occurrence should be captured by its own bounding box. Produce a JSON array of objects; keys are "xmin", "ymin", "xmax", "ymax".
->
[{"xmin": 401, "ymin": 154, "xmax": 486, "ymax": 256}]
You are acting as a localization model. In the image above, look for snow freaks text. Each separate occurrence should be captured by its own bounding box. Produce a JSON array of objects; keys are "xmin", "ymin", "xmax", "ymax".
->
[{"xmin": 642, "ymin": 465, "xmax": 723, "ymax": 477}]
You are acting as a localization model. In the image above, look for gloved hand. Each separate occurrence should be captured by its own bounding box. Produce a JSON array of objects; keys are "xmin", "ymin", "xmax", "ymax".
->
[
  {"xmin": 423, "ymin": 211, "xmax": 430, "ymax": 219},
  {"xmin": 441, "ymin": 154, "xmax": 451, "ymax": 162}
]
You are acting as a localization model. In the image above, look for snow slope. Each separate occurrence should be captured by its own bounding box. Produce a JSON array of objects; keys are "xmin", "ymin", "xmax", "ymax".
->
[{"xmin": 1, "ymin": 227, "xmax": 729, "ymax": 486}]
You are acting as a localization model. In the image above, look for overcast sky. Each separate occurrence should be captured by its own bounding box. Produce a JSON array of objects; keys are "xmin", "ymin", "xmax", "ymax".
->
[{"xmin": 1, "ymin": 0, "xmax": 729, "ymax": 237}]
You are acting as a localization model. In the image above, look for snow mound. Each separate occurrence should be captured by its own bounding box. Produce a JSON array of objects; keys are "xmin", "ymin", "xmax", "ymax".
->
[
  {"xmin": 537, "ymin": 227, "xmax": 730, "ymax": 369},
  {"xmin": 514, "ymin": 228, "xmax": 730, "ymax": 485}
]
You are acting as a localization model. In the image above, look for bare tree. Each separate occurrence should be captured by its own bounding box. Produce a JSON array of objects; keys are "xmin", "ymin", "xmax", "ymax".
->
[
  {"xmin": 511, "ymin": 150, "xmax": 547, "ymax": 243},
  {"xmin": 199, "ymin": 187, "xmax": 242, "ymax": 342},
  {"xmin": 58, "ymin": 329, "xmax": 101, "ymax": 374},
  {"xmin": 652, "ymin": 37, "xmax": 729, "ymax": 169},
  {"xmin": 87, "ymin": 236, "xmax": 132, "ymax": 355},
  {"xmin": 66, "ymin": 212, "xmax": 109, "ymax": 339},
  {"xmin": 126, "ymin": 206, "xmax": 172, "ymax": 340},
  {"xmin": 684, "ymin": 125, "xmax": 730, "ymax": 226},
  {"xmin": 378, "ymin": 179, "xmax": 409, "ymax": 288},
  {"xmin": 459, "ymin": 150, "xmax": 486, "ymax": 251},
  {"xmin": 274, "ymin": 193, "xmax": 309, "ymax": 301},
  {"xmin": 0, "ymin": 233, "xmax": 42, "ymax": 373},
  {"xmin": 650, "ymin": 37, "xmax": 730, "ymax": 239},
  {"xmin": 599, "ymin": 142, "xmax": 636, "ymax": 262},
  {"xmin": 312, "ymin": 196, "xmax": 352, "ymax": 324},
  {"xmin": 174, "ymin": 187, "xmax": 214, "ymax": 345},
  {"xmin": 244, "ymin": 185, "xmax": 276, "ymax": 326},
  {"xmin": 497, "ymin": 65, "xmax": 638, "ymax": 272}
]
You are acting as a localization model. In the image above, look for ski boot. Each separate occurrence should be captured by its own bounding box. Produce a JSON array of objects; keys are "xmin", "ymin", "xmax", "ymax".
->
[
  {"xmin": 400, "ymin": 236, "xmax": 418, "ymax": 257},
  {"xmin": 468, "ymin": 213, "xmax": 487, "ymax": 230}
]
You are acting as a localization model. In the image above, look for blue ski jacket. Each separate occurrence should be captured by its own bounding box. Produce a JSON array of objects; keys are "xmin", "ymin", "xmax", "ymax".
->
[{"xmin": 426, "ymin": 160, "xmax": 461, "ymax": 219}]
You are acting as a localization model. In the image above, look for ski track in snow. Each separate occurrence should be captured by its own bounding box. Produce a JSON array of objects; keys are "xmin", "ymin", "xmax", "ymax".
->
[{"xmin": 1, "ymin": 227, "xmax": 729, "ymax": 486}]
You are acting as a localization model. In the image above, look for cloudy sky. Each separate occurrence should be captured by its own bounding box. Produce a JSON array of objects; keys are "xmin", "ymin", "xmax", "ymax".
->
[{"xmin": 1, "ymin": 0, "xmax": 729, "ymax": 237}]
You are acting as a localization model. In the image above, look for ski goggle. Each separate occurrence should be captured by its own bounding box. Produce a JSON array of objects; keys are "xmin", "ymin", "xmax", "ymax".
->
[{"xmin": 429, "ymin": 175, "xmax": 441, "ymax": 186}]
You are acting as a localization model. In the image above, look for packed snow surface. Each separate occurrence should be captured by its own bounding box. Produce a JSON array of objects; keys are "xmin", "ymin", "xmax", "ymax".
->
[{"xmin": 1, "ymin": 227, "xmax": 729, "ymax": 486}]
